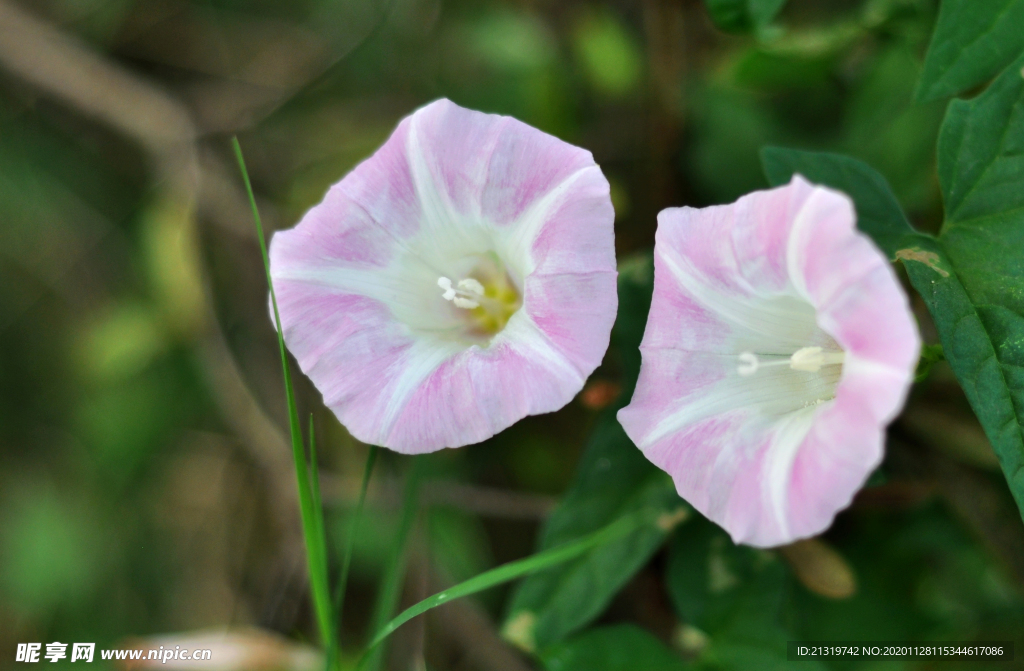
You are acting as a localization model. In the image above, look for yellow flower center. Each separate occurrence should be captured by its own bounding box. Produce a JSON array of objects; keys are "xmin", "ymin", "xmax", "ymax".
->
[{"xmin": 437, "ymin": 254, "xmax": 521, "ymax": 338}]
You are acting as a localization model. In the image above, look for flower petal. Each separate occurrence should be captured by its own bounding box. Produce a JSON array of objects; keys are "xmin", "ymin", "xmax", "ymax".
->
[
  {"xmin": 383, "ymin": 314, "xmax": 587, "ymax": 452},
  {"xmin": 523, "ymin": 270, "xmax": 617, "ymax": 377},
  {"xmin": 405, "ymin": 99, "xmax": 615, "ymax": 281},
  {"xmin": 269, "ymin": 99, "xmax": 616, "ymax": 452},
  {"xmin": 271, "ymin": 280, "xmax": 426, "ymax": 445},
  {"xmin": 408, "ymin": 100, "xmax": 596, "ymax": 226},
  {"xmin": 618, "ymin": 176, "xmax": 919, "ymax": 546}
]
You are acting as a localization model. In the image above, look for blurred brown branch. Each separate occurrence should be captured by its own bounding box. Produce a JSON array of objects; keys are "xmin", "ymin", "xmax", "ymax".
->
[
  {"xmin": 322, "ymin": 474, "xmax": 556, "ymax": 520},
  {"xmin": 641, "ymin": 0, "xmax": 686, "ymax": 217},
  {"xmin": 0, "ymin": 0, "xmax": 195, "ymax": 183},
  {"xmin": 0, "ymin": 0, "xmax": 296, "ymax": 494},
  {"xmin": 0, "ymin": 0, "xmax": 314, "ymax": 629},
  {"xmin": 0, "ymin": 11, "xmax": 553, "ymax": 657}
]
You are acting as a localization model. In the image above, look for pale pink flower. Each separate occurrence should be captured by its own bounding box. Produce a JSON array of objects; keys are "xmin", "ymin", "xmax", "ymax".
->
[
  {"xmin": 269, "ymin": 99, "xmax": 616, "ymax": 453},
  {"xmin": 617, "ymin": 176, "xmax": 920, "ymax": 547}
]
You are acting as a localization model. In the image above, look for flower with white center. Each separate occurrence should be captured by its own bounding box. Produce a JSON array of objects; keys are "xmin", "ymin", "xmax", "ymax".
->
[
  {"xmin": 269, "ymin": 99, "xmax": 617, "ymax": 453},
  {"xmin": 617, "ymin": 176, "xmax": 920, "ymax": 547}
]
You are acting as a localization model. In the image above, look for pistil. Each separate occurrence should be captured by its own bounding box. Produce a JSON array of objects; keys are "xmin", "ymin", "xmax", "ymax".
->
[{"xmin": 737, "ymin": 347, "xmax": 845, "ymax": 377}]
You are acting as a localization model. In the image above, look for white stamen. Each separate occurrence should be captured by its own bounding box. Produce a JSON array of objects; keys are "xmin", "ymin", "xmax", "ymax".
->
[
  {"xmin": 737, "ymin": 352, "xmax": 759, "ymax": 376},
  {"xmin": 789, "ymin": 346, "xmax": 844, "ymax": 373},
  {"xmin": 458, "ymin": 278, "xmax": 485, "ymax": 296},
  {"xmin": 437, "ymin": 277, "xmax": 455, "ymax": 300},
  {"xmin": 452, "ymin": 297, "xmax": 480, "ymax": 309},
  {"xmin": 439, "ymin": 276, "xmax": 484, "ymax": 310}
]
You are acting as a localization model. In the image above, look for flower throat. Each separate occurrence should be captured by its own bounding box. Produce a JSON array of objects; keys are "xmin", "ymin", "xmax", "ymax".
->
[{"xmin": 437, "ymin": 254, "xmax": 521, "ymax": 337}]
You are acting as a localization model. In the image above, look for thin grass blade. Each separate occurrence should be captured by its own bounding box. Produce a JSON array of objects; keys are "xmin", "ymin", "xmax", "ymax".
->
[
  {"xmin": 232, "ymin": 137, "xmax": 336, "ymax": 651},
  {"xmin": 355, "ymin": 505, "xmax": 662, "ymax": 669},
  {"xmin": 308, "ymin": 416, "xmax": 336, "ymax": 670}
]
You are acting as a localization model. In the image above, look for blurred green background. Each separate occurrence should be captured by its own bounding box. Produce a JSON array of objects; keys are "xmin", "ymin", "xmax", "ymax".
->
[{"xmin": 1, "ymin": 0, "xmax": 1022, "ymax": 668}]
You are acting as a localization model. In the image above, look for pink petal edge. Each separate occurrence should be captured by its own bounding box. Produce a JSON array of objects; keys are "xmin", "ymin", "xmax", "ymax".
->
[
  {"xmin": 618, "ymin": 176, "xmax": 920, "ymax": 547},
  {"xmin": 269, "ymin": 99, "xmax": 617, "ymax": 453}
]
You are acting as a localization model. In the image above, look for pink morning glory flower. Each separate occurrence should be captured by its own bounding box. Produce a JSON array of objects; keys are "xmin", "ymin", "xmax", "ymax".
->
[
  {"xmin": 617, "ymin": 176, "xmax": 920, "ymax": 547},
  {"xmin": 269, "ymin": 99, "xmax": 616, "ymax": 453}
]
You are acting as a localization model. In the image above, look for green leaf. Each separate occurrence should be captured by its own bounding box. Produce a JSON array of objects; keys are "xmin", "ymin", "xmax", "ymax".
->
[
  {"xmin": 463, "ymin": 10, "xmax": 557, "ymax": 73},
  {"xmin": 612, "ymin": 253, "xmax": 655, "ymax": 394},
  {"xmin": 358, "ymin": 506, "xmax": 664, "ymax": 667},
  {"xmin": 915, "ymin": 343, "xmax": 946, "ymax": 382},
  {"xmin": 703, "ymin": 0, "xmax": 788, "ymax": 33},
  {"xmin": 938, "ymin": 58, "xmax": 1024, "ymax": 224},
  {"xmin": 502, "ymin": 416, "xmax": 686, "ymax": 652},
  {"xmin": 932, "ymin": 53, "xmax": 1024, "ymax": 517},
  {"xmin": 666, "ymin": 519, "xmax": 785, "ymax": 635},
  {"xmin": 540, "ymin": 625, "xmax": 691, "ymax": 671},
  {"xmin": 788, "ymin": 507, "xmax": 958, "ymax": 642},
  {"xmin": 730, "ymin": 23, "xmax": 862, "ymax": 91},
  {"xmin": 842, "ymin": 46, "xmax": 947, "ymax": 212},
  {"xmin": 306, "ymin": 416, "xmax": 336, "ymax": 666},
  {"xmin": 761, "ymin": 59, "xmax": 1024, "ymax": 521},
  {"xmin": 501, "ymin": 267, "xmax": 688, "ymax": 652},
  {"xmin": 709, "ymin": 640, "xmax": 821, "ymax": 671},
  {"xmin": 689, "ymin": 86, "xmax": 787, "ymax": 203},
  {"xmin": 916, "ymin": 0, "xmax": 1024, "ymax": 102},
  {"xmin": 0, "ymin": 487, "xmax": 106, "ymax": 614},
  {"xmin": 428, "ymin": 508, "xmax": 494, "ymax": 585},
  {"xmin": 761, "ymin": 146, "xmax": 928, "ymax": 257},
  {"xmin": 665, "ymin": 518, "xmax": 827, "ymax": 671}
]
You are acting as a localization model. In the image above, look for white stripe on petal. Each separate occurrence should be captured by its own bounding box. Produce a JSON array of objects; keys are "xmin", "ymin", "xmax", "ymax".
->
[
  {"xmin": 500, "ymin": 312, "xmax": 586, "ymax": 389},
  {"xmin": 407, "ymin": 110, "xmax": 458, "ymax": 235},
  {"xmin": 786, "ymin": 184, "xmax": 829, "ymax": 303},
  {"xmin": 273, "ymin": 265, "xmax": 408, "ymax": 303},
  {"xmin": 405, "ymin": 111, "xmax": 497, "ymax": 272},
  {"xmin": 764, "ymin": 405, "xmax": 819, "ymax": 541},
  {"xmin": 641, "ymin": 353, "xmax": 838, "ymax": 447},
  {"xmin": 499, "ymin": 165, "xmax": 598, "ymax": 277},
  {"xmin": 843, "ymin": 353, "xmax": 910, "ymax": 380},
  {"xmin": 379, "ymin": 338, "xmax": 463, "ymax": 442},
  {"xmin": 785, "ymin": 180, "xmax": 861, "ymax": 306},
  {"xmin": 658, "ymin": 245, "xmax": 820, "ymax": 348}
]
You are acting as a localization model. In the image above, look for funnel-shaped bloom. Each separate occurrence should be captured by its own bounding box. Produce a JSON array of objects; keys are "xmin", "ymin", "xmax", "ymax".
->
[
  {"xmin": 618, "ymin": 176, "xmax": 919, "ymax": 547},
  {"xmin": 270, "ymin": 99, "xmax": 616, "ymax": 453}
]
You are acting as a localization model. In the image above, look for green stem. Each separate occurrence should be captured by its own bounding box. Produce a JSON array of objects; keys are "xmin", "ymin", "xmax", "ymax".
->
[{"xmin": 232, "ymin": 137, "xmax": 336, "ymax": 652}]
